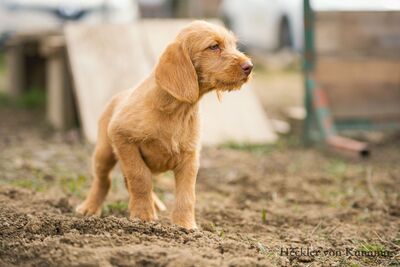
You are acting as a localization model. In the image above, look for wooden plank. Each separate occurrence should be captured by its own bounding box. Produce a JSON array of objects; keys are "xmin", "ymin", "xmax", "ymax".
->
[
  {"xmin": 4, "ymin": 43, "xmax": 25, "ymax": 97},
  {"xmin": 325, "ymin": 83, "xmax": 400, "ymax": 119},
  {"xmin": 315, "ymin": 56, "xmax": 400, "ymax": 119},
  {"xmin": 316, "ymin": 56, "xmax": 400, "ymax": 85},
  {"xmin": 4, "ymin": 31, "xmax": 54, "ymax": 97},
  {"xmin": 315, "ymin": 11, "xmax": 400, "ymax": 57},
  {"xmin": 65, "ymin": 24, "xmax": 153, "ymax": 143},
  {"xmin": 46, "ymin": 51, "xmax": 75, "ymax": 130},
  {"xmin": 41, "ymin": 35, "xmax": 75, "ymax": 130}
]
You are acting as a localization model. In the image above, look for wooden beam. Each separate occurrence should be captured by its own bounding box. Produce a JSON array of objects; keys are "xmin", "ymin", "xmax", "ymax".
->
[
  {"xmin": 315, "ymin": 56, "xmax": 400, "ymax": 119},
  {"xmin": 41, "ymin": 35, "xmax": 76, "ymax": 130}
]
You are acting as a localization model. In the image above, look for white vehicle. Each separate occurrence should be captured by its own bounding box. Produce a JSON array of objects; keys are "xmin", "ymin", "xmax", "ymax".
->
[
  {"xmin": 220, "ymin": 0, "xmax": 303, "ymax": 51},
  {"xmin": 0, "ymin": 0, "xmax": 139, "ymax": 44},
  {"xmin": 220, "ymin": 0, "xmax": 400, "ymax": 51}
]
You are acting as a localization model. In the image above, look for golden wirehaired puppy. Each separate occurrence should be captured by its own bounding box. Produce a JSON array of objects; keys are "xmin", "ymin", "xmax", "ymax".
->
[{"xmin": 76, "ymin": 20, "xmax": 253, "ymax": 229}]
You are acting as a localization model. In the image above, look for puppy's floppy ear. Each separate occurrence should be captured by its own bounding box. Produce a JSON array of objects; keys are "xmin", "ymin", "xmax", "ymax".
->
[{"xmin": 155, "ymin": 41, "xmax": 199, "ymax": 104}]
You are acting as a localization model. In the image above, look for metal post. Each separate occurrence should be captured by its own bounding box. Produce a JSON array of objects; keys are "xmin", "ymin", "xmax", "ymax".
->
[
  {"xmin": 303, "ymin": 0, "xmax": 315, "ymax": 144},
  {"xmin": 302, "ymin": 0, "xmax": 369, "ymax": 157}
]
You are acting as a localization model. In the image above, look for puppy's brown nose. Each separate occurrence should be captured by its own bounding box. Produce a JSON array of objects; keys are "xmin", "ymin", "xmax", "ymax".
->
[{"xmin": 241, "ymin": 61, "xmax": 253, "ymax": 76}]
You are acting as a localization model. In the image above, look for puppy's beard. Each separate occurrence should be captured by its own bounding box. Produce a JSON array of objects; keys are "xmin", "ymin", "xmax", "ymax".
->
[
  {"xmin": 216, "ymin": 78, "xmax": 247, "ymax": 92},
  {"xmin": 199, "ymin": 77, "xmax": 249, "ymax": 97},
  {"xmin": 216, "ymin": 90, "xmax": 223, "ymax": 102}
]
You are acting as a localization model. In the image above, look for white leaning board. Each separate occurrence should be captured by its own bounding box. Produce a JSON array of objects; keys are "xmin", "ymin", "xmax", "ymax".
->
[
  {"xmin": 65, "ymin": 23, "xmax": 152, "ymax": 143},
  {"xmin": 65, "ymin": 20, "xmax": 277, "ymax": 145},
  {"xmin": 200, "ymin": 86, "xmax": 277, "ymax": 145}
]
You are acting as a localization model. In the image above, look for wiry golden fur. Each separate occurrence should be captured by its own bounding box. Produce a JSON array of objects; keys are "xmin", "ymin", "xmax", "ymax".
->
[{"xmin": 76, "ymin": 21, "xmax": 252, "ymax": 229}]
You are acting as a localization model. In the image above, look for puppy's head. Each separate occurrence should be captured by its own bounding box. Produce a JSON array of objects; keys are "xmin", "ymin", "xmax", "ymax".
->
[{"xmin": 155, "ymin": 20, "xmax": 252, "ymax": 104}]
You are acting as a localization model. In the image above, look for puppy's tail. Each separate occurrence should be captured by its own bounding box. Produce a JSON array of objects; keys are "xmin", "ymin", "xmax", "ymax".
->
[{"xmin": 152, "ymin": 192, "xmax": 167, "ymax": 211}]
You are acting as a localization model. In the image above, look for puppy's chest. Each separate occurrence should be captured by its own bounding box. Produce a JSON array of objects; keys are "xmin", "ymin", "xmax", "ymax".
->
[{"xmin": 139, "ymin": 116, "xmax": 200, "ymax": 172}]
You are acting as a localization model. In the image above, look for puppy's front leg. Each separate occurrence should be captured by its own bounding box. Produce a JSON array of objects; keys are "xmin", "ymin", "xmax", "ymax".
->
[
  {"xmin": 172, "ymin": 153, "xmax": 199, "ymax": 229},
  {"xmin": 112, "ymin": 138, "xmax": 157, "ymax": 222}
]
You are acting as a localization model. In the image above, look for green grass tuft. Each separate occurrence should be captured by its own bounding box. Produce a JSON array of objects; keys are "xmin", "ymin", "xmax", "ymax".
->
[
  {"xmin": 218, "ymin": 229, "xmax": 225, "ymax": 238},
  {"xmin": 60, "ymin": 175, "xmax": 87, "ymax": 197},
  {"xmin": 16, "ymin": 87, "xmax": 46, "ymax": 109},
  {"xmin": 0, "ymin": 88, "xmax": 46, "ymax": 109},
  {"xmin": 261, "ymin": 208, "xmax": 267, "ymax": 223},
  {"xmin": 326, "ymin": 159, "xmax": 348, "ymax": 178},
  {"xmin": 10, "ymin": 177, "xmax": 46, "ymax": 192},
  {"xmin": 103, "ymin": 200, "xmax": 128, "ymax": 216},
  {"xmin": 220, "ymin": 137, "xmax": 300, "ymax": 155},
  {"xmin": 220, "ymin": 142, "xmax": 274, "ymax": 154},
  {"xmin": 256, "ymin": 242, "xmax": 267, "ymax": 254},
  {"xmin": 0, "ymin": 91, "xmax": 11, "ymax": 106},
  {"xmin": 359, "ymin": 243, "xmax": 386, "ymax": 253},
  {"xmin": 0, "ymin": 52, "xmax": 5, "ymax": 73}
]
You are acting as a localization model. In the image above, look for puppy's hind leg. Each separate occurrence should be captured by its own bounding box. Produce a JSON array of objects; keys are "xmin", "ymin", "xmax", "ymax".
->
[{"xmin": 76, "ymin": 139, "xmax": 117, "ymax": 216}]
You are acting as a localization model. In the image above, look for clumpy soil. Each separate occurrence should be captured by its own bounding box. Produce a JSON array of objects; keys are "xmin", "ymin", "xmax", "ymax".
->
[{"xmin": 0, "ymin": 107, "xmax": 399, "ymax": 267}]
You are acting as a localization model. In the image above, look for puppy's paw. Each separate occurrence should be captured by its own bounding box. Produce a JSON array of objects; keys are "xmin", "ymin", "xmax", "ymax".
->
[
  {"xmin": 182, "ymin": 222, "xmax": 198, "ymax": 230},
  {"xmin": 75, "ymin": 202, "xmax": 102, "ymax": 216},
  {"xmin": 172, "ymin": 213, "xmax": 197, "ymax": 230},
  {"xmin": 174, "ymin": 220, "xmax": 197, "ymax": 230},
  {"xmin": 130, "ymin": 209, "xmax": 158, "ymax": 222},
  {"xmin": 129, "ymin": 200, "xmax": 158, "ymax": 222}
]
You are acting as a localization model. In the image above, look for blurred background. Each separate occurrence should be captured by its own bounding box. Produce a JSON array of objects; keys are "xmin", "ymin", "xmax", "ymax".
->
[
  {"xmin": 0, "ymin": 1, "xmax": 399, "ymax": 266},
  {"xmin": 1, "ymin": 0, "xmax": 399, "ymax": 147}
]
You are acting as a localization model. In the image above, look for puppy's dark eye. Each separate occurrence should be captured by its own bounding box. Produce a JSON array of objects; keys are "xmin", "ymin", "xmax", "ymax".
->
[{"xmin": 209, "ymin": 44, "xmax": 220, "ymax": 51}]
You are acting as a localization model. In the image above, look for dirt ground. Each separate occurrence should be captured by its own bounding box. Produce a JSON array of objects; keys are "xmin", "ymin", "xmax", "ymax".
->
[
  {"xmin": 0, "ymin": 53, "xmax": 399, "ymax": 267},
  {"xmin": 0, "ymin": 105, "xmax": 399, "ymax": 267}
]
